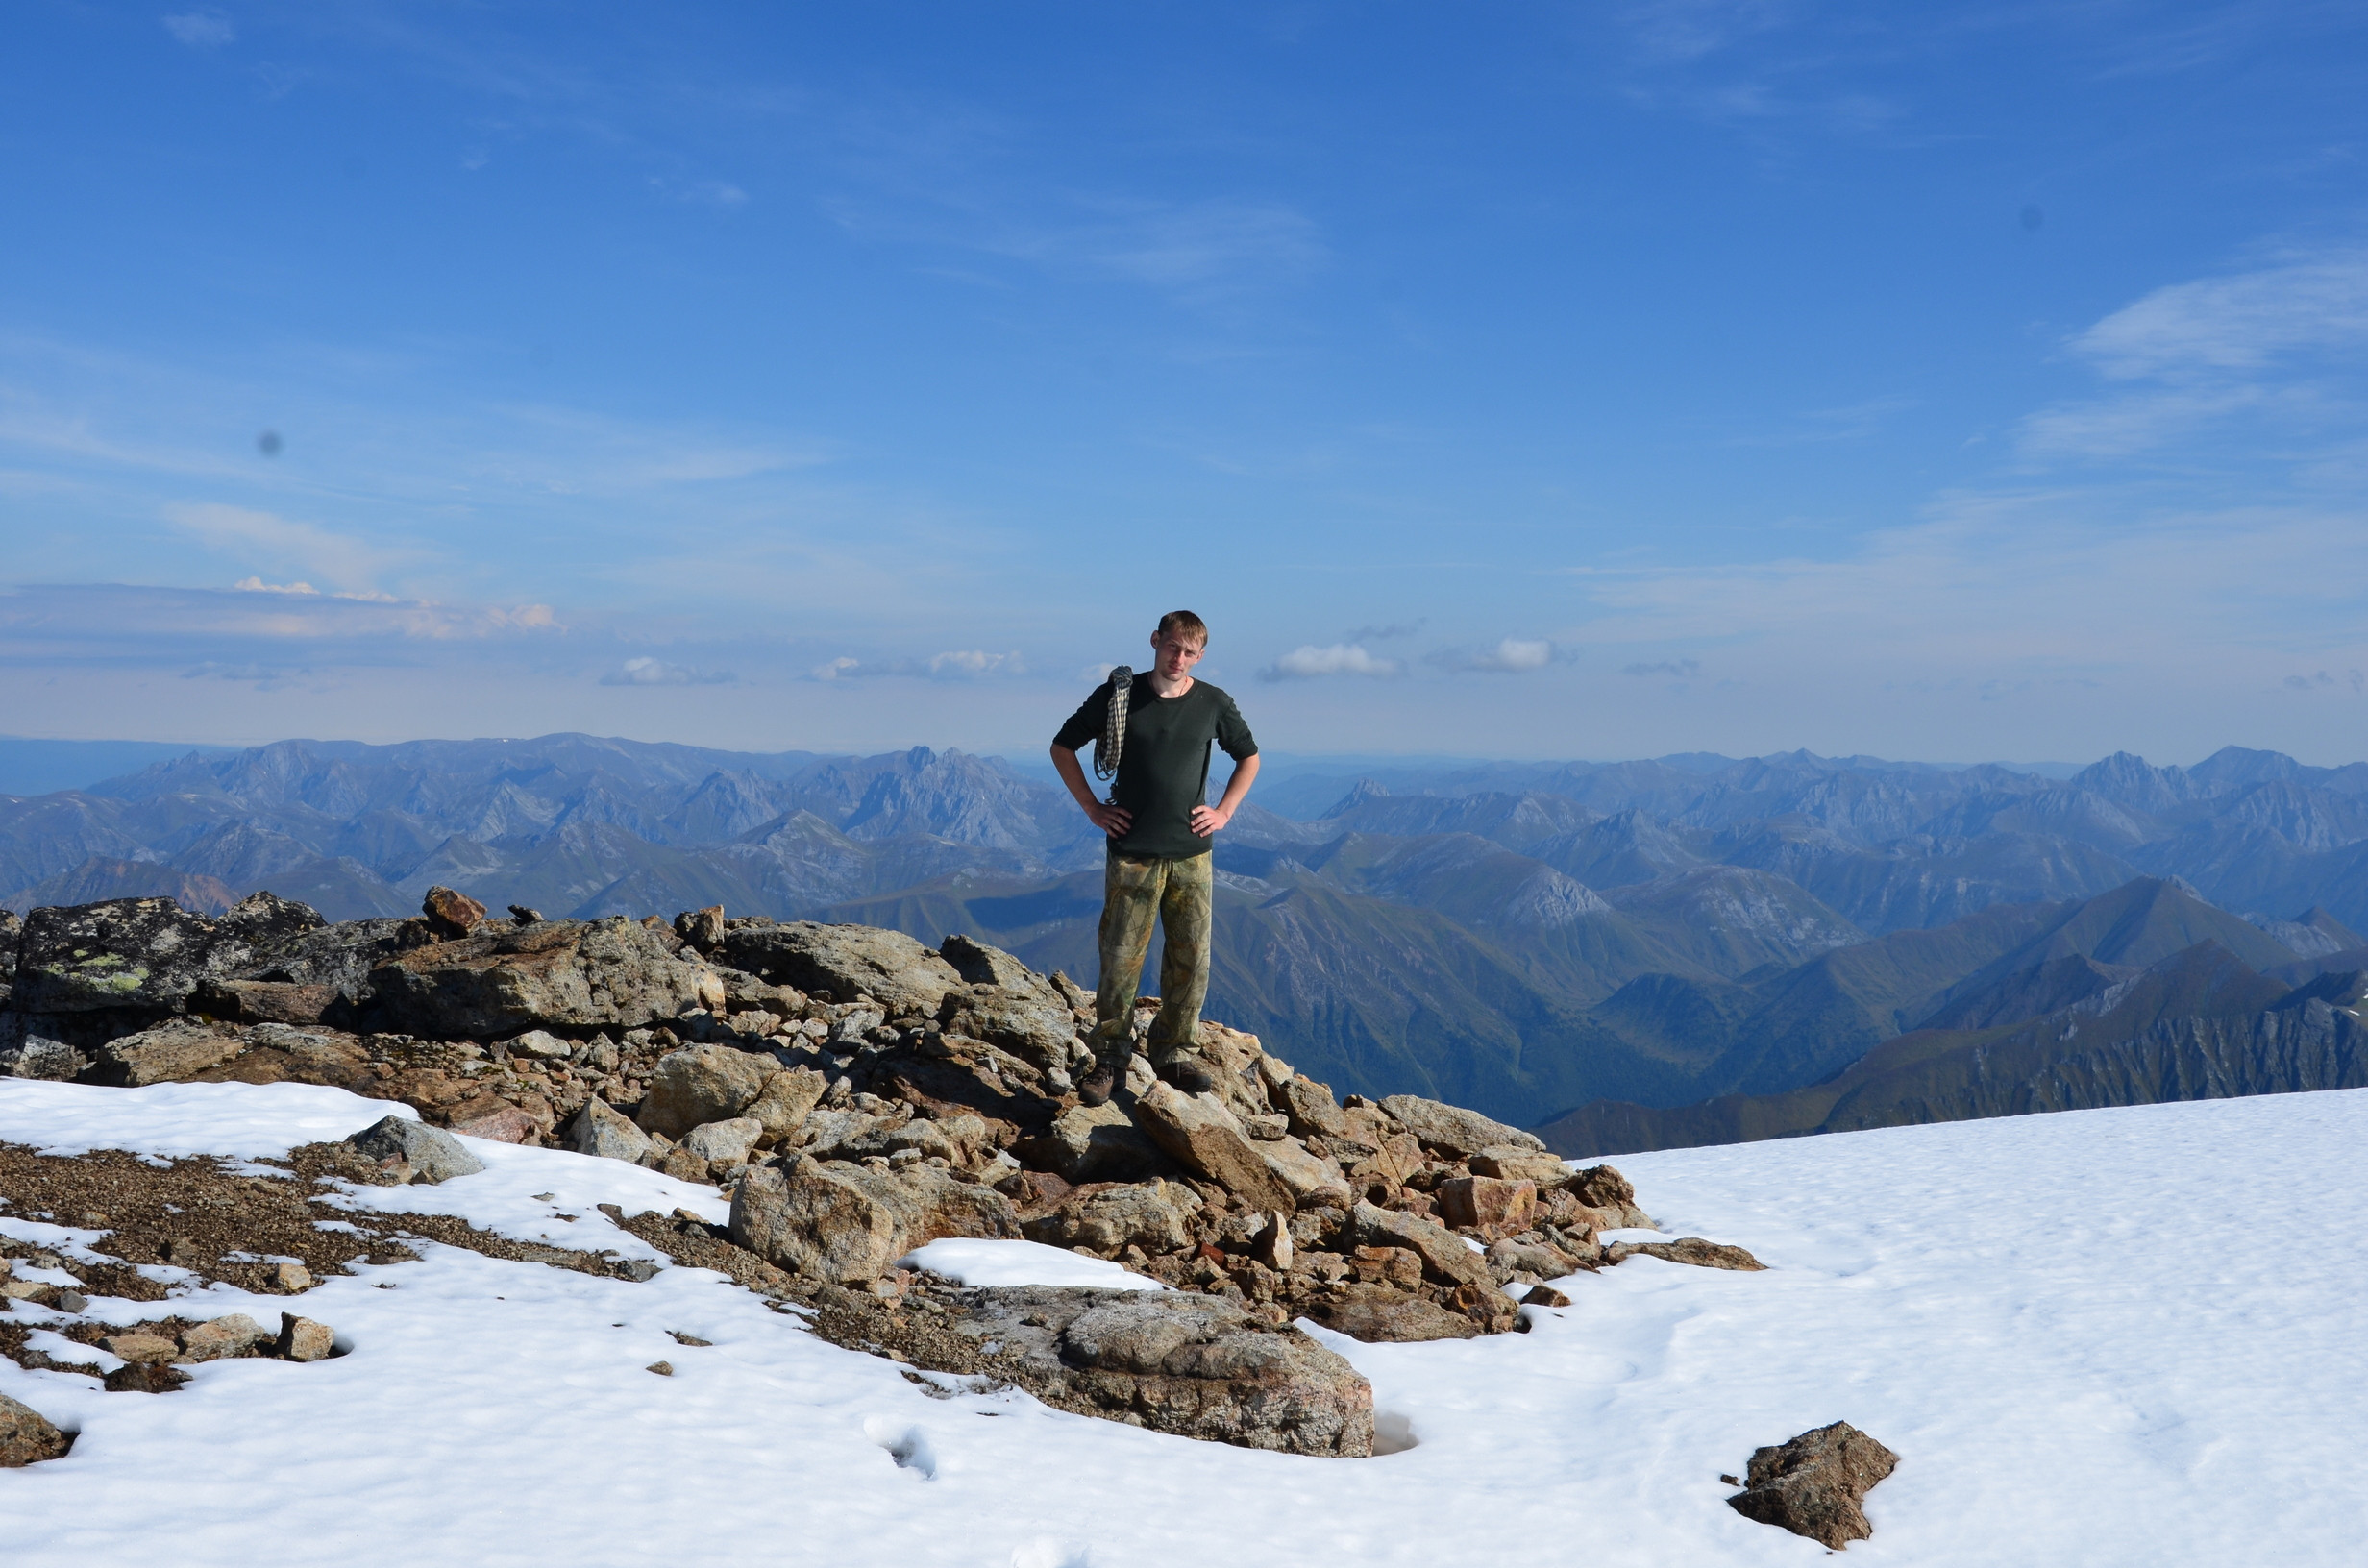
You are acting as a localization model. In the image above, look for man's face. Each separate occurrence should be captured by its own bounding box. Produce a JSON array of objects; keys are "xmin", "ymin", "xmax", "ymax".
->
[{"xmin": 1151, "ymin": 631, "xmax": 1206, "ymax": 678}]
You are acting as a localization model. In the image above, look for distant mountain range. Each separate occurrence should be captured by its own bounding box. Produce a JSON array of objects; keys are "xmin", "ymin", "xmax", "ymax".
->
[{"xmin": 6, "ymin": 735, "xmax": 2366, "ymax": 1138}]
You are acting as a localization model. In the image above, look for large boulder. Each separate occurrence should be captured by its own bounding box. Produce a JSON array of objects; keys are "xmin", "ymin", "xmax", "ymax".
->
[
  {"xmin": 346, "ymin": 1115, "xmax": 485, "ymax": 1185},
  {"xmin": 936, "ymin": 985, "xmax": 1080, "ymax": 1071},
  {"xmin": 1134, "ymin": 1082, "xmax": 1297, "ymax": 1213},
  {"xmin": 728, "ymin": 1153, "xmax": 1020, "ymax": 1284},
  {"xmin": 714, "ymin": 921, "xmax": 961, "ymax": 1018},
  {"xmin": 1378, "ymin": 1094, "xmax": 1545, "ymax": 1159},
  {"xmin": 1257, "ymin": 1136, "xmax": 1354, "ymax": 1211},
  {"xmin": 1727, "ymin": 1422, "xmax": 1899, "ymax": 1549},
  {"xmin": 941, "ymin": 1285, "xmax": 1373, "ymax": 1457},
  {"xmin": 11, "ymin": 893, "xmax": 324, "ymax": 1014},
  {"xmin": 1021, "ymin": 1179, "xmax": 1200, "ymax": 1256},
  {"xmin": 635, "ymin": 1043, "xmax": 777, "ymax": 1139},
  {"xmin": 1019, "ymin": 1101, "xmax": 1165, "ymax": 1184},
  {"xmin": 357, "ymin": 917, "xmax": 725, "ymax": 1039}
]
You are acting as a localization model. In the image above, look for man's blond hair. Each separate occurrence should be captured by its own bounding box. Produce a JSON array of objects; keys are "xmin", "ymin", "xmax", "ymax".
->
[{"xmin": 1155, "ymin": 610, "xmax": 1208, "ymax": 647}]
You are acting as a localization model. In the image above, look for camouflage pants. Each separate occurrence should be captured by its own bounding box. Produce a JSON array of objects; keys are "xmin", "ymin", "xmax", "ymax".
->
[{"xmin": 1093, "ymin": 850, "xmax": 1213, "ymax": 1063}]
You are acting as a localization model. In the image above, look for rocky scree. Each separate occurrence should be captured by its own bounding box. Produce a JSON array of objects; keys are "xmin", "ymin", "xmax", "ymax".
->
[{"xmin": 1, "ymin": 892, "xmax": 1771, "ymax": 1456}]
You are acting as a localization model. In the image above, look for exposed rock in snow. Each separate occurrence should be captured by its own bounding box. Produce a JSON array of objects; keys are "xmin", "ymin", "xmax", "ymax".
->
[{"xmin": 1727, "ymin": 1420, "xmax": 1900, "ymax": 1548}]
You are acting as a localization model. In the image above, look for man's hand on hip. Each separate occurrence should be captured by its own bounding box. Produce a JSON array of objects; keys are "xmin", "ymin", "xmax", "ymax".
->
[
  {"xmin": 1089, "ymin": 801, "xmax": 1134, "ymax": 837},
  {"xmin": 1190, "ymin": 803, "xmax": 1232, "ymax": 837}
]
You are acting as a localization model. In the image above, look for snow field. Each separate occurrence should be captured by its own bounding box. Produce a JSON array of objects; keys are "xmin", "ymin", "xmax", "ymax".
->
[{"xmin": 1, "ymin": 1079, "xmax": 2363, "ymax": 1565}]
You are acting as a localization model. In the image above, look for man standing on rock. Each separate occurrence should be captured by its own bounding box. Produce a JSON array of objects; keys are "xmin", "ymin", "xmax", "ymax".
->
[{"xmin": 1051, "ymin": 610, "xmax": 1260, "ymax": 1106}]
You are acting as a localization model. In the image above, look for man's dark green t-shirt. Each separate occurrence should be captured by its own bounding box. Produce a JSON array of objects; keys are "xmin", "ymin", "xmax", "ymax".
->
[{"xmin": 1054, "ymin": 674, "xmax": 1257, "ymax": 860}]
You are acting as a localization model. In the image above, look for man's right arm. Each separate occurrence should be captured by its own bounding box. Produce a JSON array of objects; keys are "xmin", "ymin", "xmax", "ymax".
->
[{"xmin": 1050, "ymin": 744, "xmax": 1132, "ymax": 838}]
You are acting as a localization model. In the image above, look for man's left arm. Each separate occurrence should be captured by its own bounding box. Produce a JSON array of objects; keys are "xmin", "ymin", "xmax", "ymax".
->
[{"xmin": 1190, "ymin": 696, "xmax": 1260, "ymax": 837}]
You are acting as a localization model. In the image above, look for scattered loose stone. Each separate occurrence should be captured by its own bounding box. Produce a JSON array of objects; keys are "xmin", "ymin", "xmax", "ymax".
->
[
  {"xmin": 178, "ymin": 1312, "xmax": 266, "ymax": 1362},
  {"xmin": 278, "ymin": 1313, "xmax": 335, "ymax": 1361},
  {"xmin": 103, "ymin": 1333, "xmax": 179, "ymax": 1364},
  {"xmin": 103, "ymin": 1361, "xmax": 188, "ymax": 1393},
  {"xmin": 420, "ymin": 885, "xmax": 486, "ymax": 940},
  {"xmin": 646, "ymin": 1360, "xmax": 675, "ymax": 1376}
]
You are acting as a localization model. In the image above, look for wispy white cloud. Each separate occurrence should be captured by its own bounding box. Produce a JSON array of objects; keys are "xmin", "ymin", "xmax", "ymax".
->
[
  {"xmin": 162, "ymin": 12, "xmax": 235, "ymax": 49},
  {"xmin": 1622, "ymin": 658, "xmax": 1703, "ymax": 677},
  {"xmin": 809, "ymin": 649, "xmax": 1026, "ymax": 681},
  {"xmin": 2022, "ymin": 248, "xmax": 2368, "ymax": 461},
  {"xmin": 161, "ymin": 502, "xmax": 407, "ymax": 593},
  {"xmin": 1260, "ymin": 644, "xmax": 1402, "ymax": 680},
  {"xmin": 2073, "ymin": 252, "xmax": 2368, "ymax": 380},
  {"xmin": 1431, "ymin": 637, "xmax": 1557, "ymax": 674},
  {"xmin": 600, "ymin": 655, "xmax": 734, "ymax": 686}
]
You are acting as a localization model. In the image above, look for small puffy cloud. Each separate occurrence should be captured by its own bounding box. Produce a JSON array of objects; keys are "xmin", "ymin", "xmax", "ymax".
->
[
  {"xmin": 1621, "ymin": 658, "xmax": 1703, "ymax": 677},
  {"xmin": 601, "ymin": 656, "xmax": 733, "ymax": 687},
  {"xmin": 1434, "ymin": 637, "xmax": 1555, "ymax": 674},
  {"xmin": 163, "ymin": 12, "xmax": 234, "ymax": 48},
  {"xmin": 1347, "ymin": 619, "xmax": 1426, "ymax": 641},
  {"xmin": 928, "ymin": 649, "xmax": 1024, "ymax": 677},
  {"xmin": 1260, "ymin": 643, "xmax": 1402, "ymax": 681}
]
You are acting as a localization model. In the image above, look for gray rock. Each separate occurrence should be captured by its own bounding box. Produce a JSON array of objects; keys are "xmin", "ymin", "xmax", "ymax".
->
[
  {"xmin": 1469, "ymin": 1145, "xmax": 1572, "ymax": 1186},
  {"xmin": 636, "ymin": 1043, "xmax": 777, "ymax": 1139},
  {"xmin": 795, "ymin": 1106, "xmax": 894, "ymax": 1160},
  {"xmin": 94, "ymin": 1018, "xmax": 249, "ymax": 1086},
  {"xmin": 11, "ymin": 892, "xmax": 324, "ymax": 1015},
  {"xmin": 1019, "ymin": 1101, "xmax": 1164, "ymax": 1183},
  {"xmin": 0, "ymin": 1392, "xmax": 70, "ymax": 1466},
  {"xmin": 1728, "ymin": 1421, "xmax": 1899, "ymax": 1549},
  {"xmin": 1021, "ymin": 1179, "xmax": 1201, "ymax": 1256},
  {"xmin": 745, "ymin": 1064, "xmax": 828, "ymax": 1143},
  {"xmin": 1566, "ymin": 1164, "xmax": 1656, "ymax": 1229},
  {"xmin": 278, "ymin": 1313, "xmax": 335, "ymax": 1361},
  {"xmin": 716, "ymin": 921, "xmax": 961, "ymax": 1018},
  {"xmin": 0, "ymin": 1017, "xmax": 89, "ymax": 1081},
  {"xmin": 680, "ymin": 1115, "xmax": 764, "ymax": 1169},
  {"xmin": 346, "ymin": 1115, "xmax": 485, "ymax": 1185},
  {"xmin": 358, "ymin": 917, "xmax": 726, "ymax": 1040},
  {"xmin": 505, "ymin": 1029, "xmax": 574, "ymax": 1060},
  {"xmin": 729, "ymin": 1153, "xmax": 1021, "ymax": 1284},
  {"xmin": 1304, "ymin": 1286, "xmax": 1484, "ymax": 1343},
  {"xmin": 1344, "ymin": 1201, "xmax": 1494, "ymax": 1291},
  {"xmin": 1257, "ymin": 1136, "xmax": 1353, "ymax": 1211},
  {"xmin": 1134, "ymin": 1082, "xmax": 1297, "ymax": 1212},
  {"xmin": 1606, "ymin": 1237, "xmax": 1764, "ymax": 1271},
  {"xmin": 937, "ymin": 985, "xmax": 1080, "ymax": 1070},
  {"xmin": 1378, "ymin": 1094, "xmax": 1545, "ymax": 1159},
  {"xmin": 567, "ymin": 1099, "xmax": 654, "ymax": 1164},
  {"xmin": 178, "ymin": 1312, "xmax": 266, "ymax": 1362},
  {"xmin": 941, "ymin": 1285, "xmax": 1372, "ymax": 1457}
]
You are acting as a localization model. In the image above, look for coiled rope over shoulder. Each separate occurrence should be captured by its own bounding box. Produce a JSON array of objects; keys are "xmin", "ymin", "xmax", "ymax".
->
[{"xmin": 1093, "ymin": 665, "xmax": 1133, "ymax": 786}]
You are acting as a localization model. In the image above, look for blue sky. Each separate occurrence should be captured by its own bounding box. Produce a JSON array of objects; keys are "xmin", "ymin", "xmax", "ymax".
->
[{"xmin": 2, "ymin": 1, "xmax": 2365, "ymax": 765}]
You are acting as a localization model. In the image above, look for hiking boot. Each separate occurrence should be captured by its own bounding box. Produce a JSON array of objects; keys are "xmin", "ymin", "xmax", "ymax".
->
[
  {"xmin": 1151, "ymin": 1049, "xmax": 1219, "ymax": 1094},
  {"xmin": 1076, "ymin": 1048, "xmax": 1130, "ymax": 1107}
]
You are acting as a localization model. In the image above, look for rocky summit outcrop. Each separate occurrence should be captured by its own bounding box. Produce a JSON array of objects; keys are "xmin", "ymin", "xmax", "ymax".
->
[
  {"xmin": 0, "ymin": 886, "xmax": 1771, "ymax": 1454},
  {"xmin": 1727, "ymin": 1421, "xmax": 1900, "ymax": 1549}
]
